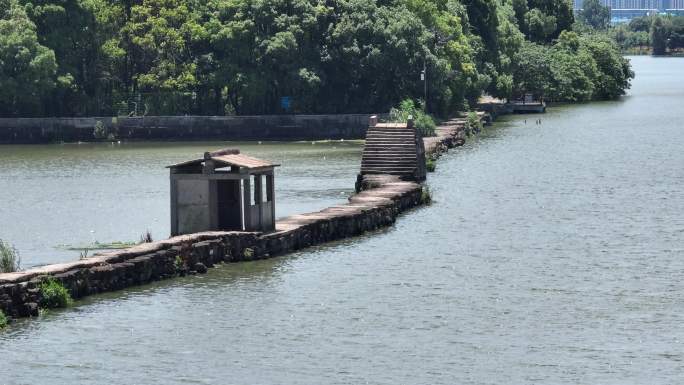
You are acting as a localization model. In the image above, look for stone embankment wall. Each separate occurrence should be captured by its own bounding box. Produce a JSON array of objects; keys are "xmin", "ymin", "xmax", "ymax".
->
[
  {"xmin": 0, "ymin": 114, "xmax": 387, "ymax": 144},
  {"xmin": 0, "ymin": 118, "xmax": 468, "ymax": 320}
]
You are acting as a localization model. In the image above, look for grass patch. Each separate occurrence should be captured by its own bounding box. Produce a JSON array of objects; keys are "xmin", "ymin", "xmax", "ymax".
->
[
  {"xmin": 93, "ymin": 120, "xmax": 117, "ymax": 141},
  {"xmin": 174, "ymin": 241, "xmax": 192, "ymax": 274},
  {"xmin": 421, "ymin": 186, "xmax": 433, "ymax": 205},
  {"xmin": 39, "ymin": 278, "xmax": 73, "ymax": 309},
  {"xmin": 0, "ymin": 310, "xmax": 7, "ymax": 328},
  {"xmin": 0, "ymin": 239, "xmax": 20, "ymax": 273},
  {"xmin": 466, "ymin": 112, "xmax": 483, "ymax": 135},
  {"xmin": 389, "ymin": 99, "xmax": 436, "ymax": 137},
  {"xmin": 426, "ymin": 158, "xmax": 436, "ymax": 173},
  {"xmin": 243, "ymin": 248, "xmax": 254, "ymax": 259}
]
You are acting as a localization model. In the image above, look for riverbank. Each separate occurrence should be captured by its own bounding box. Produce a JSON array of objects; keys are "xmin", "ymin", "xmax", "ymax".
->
[
  {"xmin": 0, "ymin": 119, "xmax": 469, "ymax": 320},
  {"xmin": 4, "ymin": 56, "xmax": 681, "ymax": 385}
]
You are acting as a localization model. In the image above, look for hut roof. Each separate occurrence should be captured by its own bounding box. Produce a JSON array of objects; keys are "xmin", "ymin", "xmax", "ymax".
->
[{"xmin": 167, "ymin": 148, "xmax": 279, "ymax": 170}]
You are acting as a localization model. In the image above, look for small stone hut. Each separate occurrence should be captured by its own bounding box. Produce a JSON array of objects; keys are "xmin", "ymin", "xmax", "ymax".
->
[{"xmin": 168, "ymin": 148, "xmax": 279, "ymax": 235}]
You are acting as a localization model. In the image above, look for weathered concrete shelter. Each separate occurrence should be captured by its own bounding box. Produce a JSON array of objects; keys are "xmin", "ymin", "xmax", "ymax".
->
[{"xmin": 168, "ymin": 149, "xmax": 279, "ymax": 235}]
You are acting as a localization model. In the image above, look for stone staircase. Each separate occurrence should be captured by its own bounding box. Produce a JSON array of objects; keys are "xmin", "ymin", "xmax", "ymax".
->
[{"xmin": 357, "ymin": 118, "xmax": 426, "ymax": 190}]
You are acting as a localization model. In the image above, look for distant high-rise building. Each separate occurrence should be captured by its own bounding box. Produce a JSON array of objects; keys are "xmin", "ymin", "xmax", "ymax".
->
[
  {"xmin": 573, "ymin": 0, "xmax": 682, "ymax": 10},
  {"xmin": 573, "ymin": 0, "xmax": 684, "ymax": 21}
]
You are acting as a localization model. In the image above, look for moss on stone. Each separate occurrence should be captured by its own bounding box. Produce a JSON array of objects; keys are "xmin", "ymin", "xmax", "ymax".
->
[
  {"xmin": 39, "ymin": 278, "xmax": 73, "ymax": 309},
  {"xmin": 0, "ymin": 310, "xmax": 7, "ymax": 328},
  {"xmin": 426, "ymin": 158, "xmax": 436, "ymax": 172}
]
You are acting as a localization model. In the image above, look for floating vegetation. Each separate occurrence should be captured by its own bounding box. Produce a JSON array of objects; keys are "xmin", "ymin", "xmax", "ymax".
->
[{"xmin": 56, "ymin": 241, "xmax": 137, "ymax": 251}]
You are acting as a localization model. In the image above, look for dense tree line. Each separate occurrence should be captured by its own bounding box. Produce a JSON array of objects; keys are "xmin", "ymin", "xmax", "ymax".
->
[
  {"xmin": 0, "ymin": 0, "xmax": 633, "ymax": 117},
  {"xmin": 608, "ymin": 14, "xmax": 684, "ymax": 55}
]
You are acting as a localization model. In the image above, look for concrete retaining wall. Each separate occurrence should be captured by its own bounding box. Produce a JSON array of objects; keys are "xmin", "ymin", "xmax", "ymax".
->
[{"xmin": 0, "ymin": 114, "xmax": 386, "ymax": 144}]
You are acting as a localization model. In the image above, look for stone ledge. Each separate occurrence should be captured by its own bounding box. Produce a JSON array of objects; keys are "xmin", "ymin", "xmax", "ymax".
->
[{"xmin": 0, "ymin": 118, "xmax": 468, "ymax": 320}]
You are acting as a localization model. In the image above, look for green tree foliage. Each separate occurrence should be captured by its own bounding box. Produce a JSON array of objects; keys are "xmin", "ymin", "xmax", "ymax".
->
[
  {"xmin": 579, "ymin": 0, "xmax": 610, "ymax": 30},
  {"xmin": 0, "ymin": 0, "xmax": 57, "ymax": 116},
  {"xmin": 0, "ymin": 0, "xmax": 632, "ymax": 117},
  {"xmin": 512, "ymin": 41, "xmax": 553, "ymax": 100},
  {"xmin": 20, "ymin": 0, "xmax": 102, "ymax": 115},
  {"xmin": 616, "ymin": 14, "xmax": 684, "ymax": 54},
  {"xmin": 525, "ymin": 8, "xmax": 558, "ymax": 43},
  {"xmin": 512, "ymin": 31, "xmax": 632, "ymax": 102},
  {"xmin": 629, "ymin": 16, "xmax": 651, "ymax": 32},
  {"xmin": 514, "ymin": 0, "xmax": 574, "ymax": 43},
  {"xmin": 651, "ymin": 15, "xmax": 669, "ymax": 55},
  {"xmin": 610, "ymin": 24, "xmax": 650, "ymax": 51},
  {"xmin": 669, "ymin": 17, "xmax": 684, "ymax": 50}
]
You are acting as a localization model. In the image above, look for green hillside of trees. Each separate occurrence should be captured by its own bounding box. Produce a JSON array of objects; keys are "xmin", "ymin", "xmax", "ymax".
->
[{"xmin": 0, "ymin": 0, "xmax": 633, "ymax": 117}]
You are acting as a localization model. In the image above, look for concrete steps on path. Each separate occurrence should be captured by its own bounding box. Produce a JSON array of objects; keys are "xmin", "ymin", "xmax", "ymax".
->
[{"xmin": 358, "ymin": 121, "xmax": 426, "ymax": 183}]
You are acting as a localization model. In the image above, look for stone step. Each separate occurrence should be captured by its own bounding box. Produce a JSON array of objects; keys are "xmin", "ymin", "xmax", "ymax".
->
[
  {"xmin": 365, "ymin": 142, "xmax": 415, "ymax": 146},
  {"xmin": 361, "ymin": 165, "xmax": 417, "ymax": 171},
  {"xmin": 360, "ymin": 169, "xmax": 417, "ymax": 175},
  {"xmin": 362, "ymin": 164, "xmax": 417, "ymax": 169},
  {"xmin": 361, "ymin": 154, "xmax": 418, "ymax": 160},
  {"xmin": 363, "ymin": 151, "xmax": 416, "ymax": 156},
  {"xmin": 362, "ymin": 160, "xmax": 418, "ymax": 165},
  {"xmin": 367, "ymin": 130, "xmax": 414, "ymax": 135},
  {"xmin": 365, "ymin": 139, "xmax": 415, "ymax": 143},
  {"xmin": 366, "ymin": 134, "xmax": 415, "ymax": 139}
]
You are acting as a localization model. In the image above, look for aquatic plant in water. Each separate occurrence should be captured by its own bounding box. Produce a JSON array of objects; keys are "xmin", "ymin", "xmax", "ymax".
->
[
  {"xmin": 140, "ymin": 230, "xmax": 153, "ymax": 243},
  {"xmin": 421, "ymin": 186, "xmax": 433, "ymax": 205},
  {"xmin": 0, "ymin": 239, "xmax": 20, "ymax": 273}
]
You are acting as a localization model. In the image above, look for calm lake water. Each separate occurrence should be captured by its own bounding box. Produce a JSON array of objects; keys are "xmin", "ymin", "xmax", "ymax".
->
[
  {"xmin": 1, "ymin": 56, "xmax": 683, "ymax": 384},
  {"xmin": 0, "ymin": 141, "xmax": 362, "ymax": 267}
]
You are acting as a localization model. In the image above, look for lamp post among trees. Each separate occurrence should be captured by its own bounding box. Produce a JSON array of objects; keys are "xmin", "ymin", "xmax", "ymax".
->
[{"xmin": 421, "ymin": 57, "xmax": 427, "ymax": 112}]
